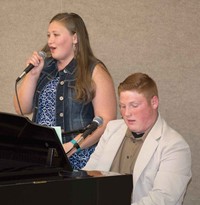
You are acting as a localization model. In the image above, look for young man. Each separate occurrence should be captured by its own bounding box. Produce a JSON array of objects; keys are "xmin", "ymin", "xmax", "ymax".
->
[{"xmin": 84, "ymin": 73, "xmax": 192, "ymax": 205}]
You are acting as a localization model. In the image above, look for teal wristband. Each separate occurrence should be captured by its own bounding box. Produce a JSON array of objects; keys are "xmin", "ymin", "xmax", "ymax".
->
[
  {"xmin": 76, "ymin": 147, "xmax": 82, "ymax": 153},
  {"xmin": 71, "ymin": 139, "xmax": 81, "ymax": 150},
  {"xmin": 71, "ymin": 139, "xmax": 77, "ymax": 145}
]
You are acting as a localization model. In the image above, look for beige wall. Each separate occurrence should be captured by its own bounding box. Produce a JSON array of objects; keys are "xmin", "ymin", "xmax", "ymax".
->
[{"xmin": 0, "ymin": 0, "xmax": 199, "ymax": 204}]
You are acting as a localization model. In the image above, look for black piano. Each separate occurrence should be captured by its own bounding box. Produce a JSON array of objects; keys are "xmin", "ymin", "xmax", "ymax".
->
[{"xmin": 0, "ymin": 112, "xmax": 133, "ymax": 205}]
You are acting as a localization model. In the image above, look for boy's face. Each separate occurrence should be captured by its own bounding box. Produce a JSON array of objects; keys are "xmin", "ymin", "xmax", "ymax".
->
[{"xmin": 119, "ymin": 90, "xmax": 158, "ymax": 133}]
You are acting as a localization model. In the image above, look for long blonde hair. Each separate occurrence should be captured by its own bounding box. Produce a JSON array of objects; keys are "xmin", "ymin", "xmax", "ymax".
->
[{"xmin": 44, "ymin": 12, "xmax": 109, "ymax": 102}]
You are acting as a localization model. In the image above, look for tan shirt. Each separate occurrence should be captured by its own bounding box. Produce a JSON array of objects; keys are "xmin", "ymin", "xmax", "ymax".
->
[{"xmin": 110, "ymin": 129, "xmax": 147, "ymax": 174}]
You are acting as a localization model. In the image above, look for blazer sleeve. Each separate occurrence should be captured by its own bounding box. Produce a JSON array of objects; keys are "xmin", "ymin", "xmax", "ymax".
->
[{"xmin": 83, "ymin": 119, "xmax": 126, "ymax": 171}]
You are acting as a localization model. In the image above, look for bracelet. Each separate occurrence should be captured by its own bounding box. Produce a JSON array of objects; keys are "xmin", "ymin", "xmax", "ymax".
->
[
  {"xmin": 76, "ymin": 147, "xmax": 82, "ymax": 153},
  {"xmin": 74, "ymin": 142, "xmax": 81, "ymax": 150},
  {"xmin": 70, "ymin": 139, "xmax": 77, "ymax": 145},
  {"xmin": 70, "ymin": 139, "xmax": 81, "ymax": 150}
]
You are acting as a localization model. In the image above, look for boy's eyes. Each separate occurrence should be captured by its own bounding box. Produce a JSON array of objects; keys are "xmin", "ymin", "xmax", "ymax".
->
[
  {"xmin": 119, "ymin": 103, "xmax": 139, "ymax": 109},
  {"xmin": 119, "ymin": 105, "xmax": 126, "ymax": 109},
  {"xmin": 130, "ymin": 103, "xmax": 139, "ymax": 108}
]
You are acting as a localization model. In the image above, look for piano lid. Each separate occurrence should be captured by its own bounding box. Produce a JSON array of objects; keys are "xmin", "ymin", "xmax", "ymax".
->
[{"xmin": 0, "ymin": 112, "xmax": 73, "ymax": 173}]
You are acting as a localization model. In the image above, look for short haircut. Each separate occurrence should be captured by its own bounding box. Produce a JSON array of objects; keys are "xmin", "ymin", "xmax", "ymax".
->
[{"xmin": 118, "ymin": 73, "xmax": 158, "ymax": 102}]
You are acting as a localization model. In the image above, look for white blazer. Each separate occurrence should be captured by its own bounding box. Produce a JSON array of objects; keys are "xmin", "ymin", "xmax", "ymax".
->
[{"xmin": 84, "ymin": 114, "xmax": 192, "ymax": 205}]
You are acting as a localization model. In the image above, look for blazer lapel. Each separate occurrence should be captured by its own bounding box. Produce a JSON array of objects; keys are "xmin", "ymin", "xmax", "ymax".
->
[
  {"xmin": 133, "ymin": 115, "xmax": 163, "ymax": 185},
  {"xmin": 97, "ymin": 122, "xmax": 128, "ymax": 170}
]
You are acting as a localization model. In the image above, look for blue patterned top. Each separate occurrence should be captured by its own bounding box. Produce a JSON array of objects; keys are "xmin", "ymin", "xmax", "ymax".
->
[
  {"xmin": 36, "ymin": 75, "xmax": 96, "ymax": 170},
  {"xmin": 37, "ymin": 77, "xmax": 59, "ymax": 126},
  {"xmin": 69, "ymin": 146, "xmax": 96, "ymax": 170}
]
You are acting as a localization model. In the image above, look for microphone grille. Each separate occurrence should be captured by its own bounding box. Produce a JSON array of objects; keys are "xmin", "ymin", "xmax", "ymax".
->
[
  {"xmin": 93, "ymin": 116, "xmax": 103, "ymax": 126},
  {"xmin": 38, "ymin": 51, "xmax": 47, "ymax": 60}
]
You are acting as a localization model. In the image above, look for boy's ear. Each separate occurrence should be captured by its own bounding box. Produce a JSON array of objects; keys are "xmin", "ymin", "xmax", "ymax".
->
[{"xmin": 151, "ymin": 96, "xmax": 159, "ymax": 109}]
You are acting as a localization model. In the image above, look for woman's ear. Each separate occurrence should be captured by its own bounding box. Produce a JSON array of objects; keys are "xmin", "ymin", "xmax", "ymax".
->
[{"xmin": 72, "ymin": 33, "xmax": 78, "ymax": 44}]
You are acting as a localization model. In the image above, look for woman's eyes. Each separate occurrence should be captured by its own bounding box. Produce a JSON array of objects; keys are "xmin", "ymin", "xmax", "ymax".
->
[{"xmin": 47, "ymin": 33, "xmax": 60, "ymax": 38}]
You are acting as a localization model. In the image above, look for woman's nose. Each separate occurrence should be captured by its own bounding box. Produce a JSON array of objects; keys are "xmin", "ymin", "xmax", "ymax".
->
[{"xmin": 48, "ymin": 35, "xmax": 54, "ymax": 44}]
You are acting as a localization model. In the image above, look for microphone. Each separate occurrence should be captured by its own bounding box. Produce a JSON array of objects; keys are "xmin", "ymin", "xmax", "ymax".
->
[
  {"xmin": 81, "ymin": 116, "xmax": 103, "ymax": 139},
  {"xmin": 16, "ymin": 51, "xmax": 46, "ymax": 83},
  {"xmin": 66, "ymin": 116, "xmax": 103, "ymax": 155}
]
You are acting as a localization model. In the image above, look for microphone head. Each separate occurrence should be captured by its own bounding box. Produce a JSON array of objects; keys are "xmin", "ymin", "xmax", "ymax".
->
[
  {"xmin": 38, "ymin": 51, "xmax": 47, "ymax": 60},
  {"xmin": 93, "ymin": 116, "xmax": 103, "ymax": 126},
  {"xmin": 81, "ymin": 116, "xmax": 103, "ymax": 139}
]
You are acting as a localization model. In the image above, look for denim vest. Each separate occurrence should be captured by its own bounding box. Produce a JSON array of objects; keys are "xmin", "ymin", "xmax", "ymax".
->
[{"xmin": 32, "ymin": 58, "xmax": 95, "ymax": 143}]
